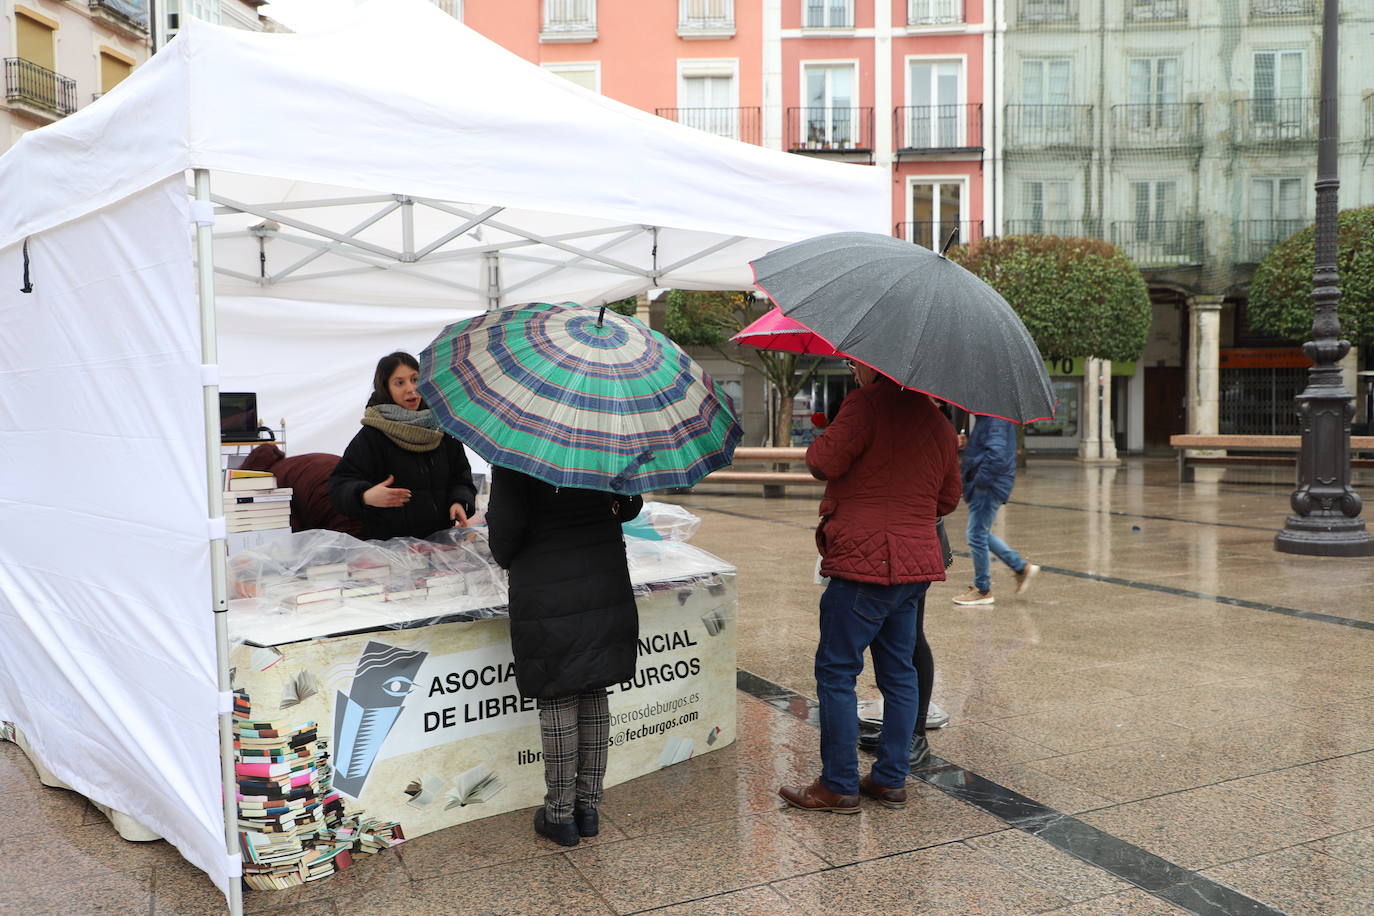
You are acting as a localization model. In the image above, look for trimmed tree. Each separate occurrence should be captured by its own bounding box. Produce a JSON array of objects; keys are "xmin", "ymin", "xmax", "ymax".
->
[
  {"xmin": 603, "ymin": 295, "xmax": 640, "ymax": 318},
  {"xmin": 951, "ymin": 235, "xmax": 1151, "ymax": 462},
  {"xmin": 1248, "ymin": 206, "xmax": 1374, "ymax": 346},
  {"xmin": 664, "ymin": 289, "xmax": 824, "ymax": 446},
  {"xmin": 949, "ymin": 235, "xmax": 1152, "ymax": 362}
]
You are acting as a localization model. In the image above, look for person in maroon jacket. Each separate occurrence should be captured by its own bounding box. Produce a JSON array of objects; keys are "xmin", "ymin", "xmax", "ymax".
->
[{"xmin": 779, "ymin": 360, "xmax": 960, "ymax": 814}]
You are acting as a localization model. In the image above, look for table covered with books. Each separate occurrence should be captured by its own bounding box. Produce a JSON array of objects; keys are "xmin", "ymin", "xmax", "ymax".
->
[{"xmin": 221, "ymin": 505, "xmax": 737, "ymax": 890}]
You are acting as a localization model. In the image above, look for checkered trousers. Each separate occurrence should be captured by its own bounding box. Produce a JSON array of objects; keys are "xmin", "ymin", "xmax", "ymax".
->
[{"xmin": 536, "ymin": 690, "xmax": 610, "ymax": 822}]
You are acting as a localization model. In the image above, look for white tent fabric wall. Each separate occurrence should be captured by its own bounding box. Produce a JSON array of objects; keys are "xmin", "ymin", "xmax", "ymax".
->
[
  {"xmin": 217, "ymin": 297, "xmax": 484, "ymax": 460},
  {"xmin": 0, "ymin": 0, "xmax": 889, "ymax": 907},
  {"xmin": 0, "ymin": 179, "xmax": 227, "ymax": 886}
]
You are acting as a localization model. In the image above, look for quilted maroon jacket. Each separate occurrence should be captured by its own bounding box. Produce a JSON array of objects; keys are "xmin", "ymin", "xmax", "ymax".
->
[{"xmin": 807, "ymin": 380, "xmax": 961, "ymax": 585}]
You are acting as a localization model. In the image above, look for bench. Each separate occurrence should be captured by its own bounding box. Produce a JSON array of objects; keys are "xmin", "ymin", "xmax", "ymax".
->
[
  {"xmin": 695, "ymin": 447, "xmax": 822, "ymax": 496},
  {"xmin": 1169, "ymin": 434, "xmax": 1374, "ymax": 482}
]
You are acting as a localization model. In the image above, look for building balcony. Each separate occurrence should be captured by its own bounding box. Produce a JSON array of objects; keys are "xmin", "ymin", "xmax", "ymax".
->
[
  {"xmin": 1019, "ymin": 0, "xmax": 1076, "ymax": 24},
  {"xmin": 1004, "ymin": 219, "xmax": 1103, "ymax": 239},
  {"xmin": 1236, "ymin": 218, "xmax": 1307, "ymax": 264},
  {"xmin": 1110, "ymin": 103, "xmax": 1202, "ymax": 150},
  {"xmin": 89, "ymin": 0, "xmax": 150, "ymax": 35},
  {"xmin": 678, "ymin": 0, "xmax": 734, "ymax": 38},
  {"xmin": 540, "ymin": 0, "xmax": 596, "ymax": 42},
  {"xmin": 786, "ymin": 107, "xmax": 873, "ymax": 154},
  {"xmin": 1004, "ymin": 105, "xmax": 1094, "ymax": 151},
  {"xmin": 1249, "ymin": 0, "xmax": 1316, "ymax": 20},
  {"xmin": 803, "ymin": 0, "xmax": 854, "ymax": 29},
  {"xmin": 1110, "ymin": 219, "xmax": 1204, "ymax": 267},
  {"xmin": 1231, "ymin": 97, "xmax": 1320, "ymax": 146},
  {"xmin": 908, "ymin": 0, "xmax": 963, "ymax": 26},
  {"xmin": 1125, "ymin": 0, "xmax": 1186, "ymax": 21},
  {"xmin": 896, "ymin": 220, "xmax": 984, "ymax": 249},
  {"xmin": 655, "ymin": 107, "xmax": 760, "ymax": 145},
  {"xmin": 895, "ymin": 103, "xmax": 982, "ymax": 153},
  {"xmin": 4, "ymin": 58, "xmax": 78, "ymax": 122}
]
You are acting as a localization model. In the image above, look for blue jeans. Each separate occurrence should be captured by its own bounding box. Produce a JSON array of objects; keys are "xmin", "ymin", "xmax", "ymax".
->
[
  {"xmin": 816, "ymin": 577, "xmax": 929, "ymax": 795},
  {"xmin": 966, "ymin": 486, "xmax": 1025, "ymax": 592}
]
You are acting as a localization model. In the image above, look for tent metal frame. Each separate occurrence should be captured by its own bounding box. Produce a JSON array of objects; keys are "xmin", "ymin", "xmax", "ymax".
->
[{"xmin": 205, "ymin": 190, "xmax": 745, "ymax": 309}]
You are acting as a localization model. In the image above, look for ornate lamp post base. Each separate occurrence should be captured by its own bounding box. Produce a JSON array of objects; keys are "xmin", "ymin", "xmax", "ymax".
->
[{"xmin": 1276, "ymin": 514, "xmax": 1374, "ymax": 556}]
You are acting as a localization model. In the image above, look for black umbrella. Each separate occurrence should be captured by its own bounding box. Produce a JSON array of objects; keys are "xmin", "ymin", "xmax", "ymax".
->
[{"xmin": 748, "ymin": 231, "xmax": 1055, "ymax": 424}]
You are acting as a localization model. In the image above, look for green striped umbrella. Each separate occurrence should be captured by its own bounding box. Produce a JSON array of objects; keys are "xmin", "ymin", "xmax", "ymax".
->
[{"xmin": 416, "ymin": 302, "xmax": 742, "ymax": 494}]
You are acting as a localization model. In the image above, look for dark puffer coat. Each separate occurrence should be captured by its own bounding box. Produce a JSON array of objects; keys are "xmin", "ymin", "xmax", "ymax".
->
[
  {"xmin": 328, "ymin": 415, "xmax": 476, "ymax": 542},
  {"xmin": 485, "ymin": 466, "xmax": 643, "ymax": 699},
  {"xmin": 807, "ymin": 379, "xmax": 961, "ymax": 585}
]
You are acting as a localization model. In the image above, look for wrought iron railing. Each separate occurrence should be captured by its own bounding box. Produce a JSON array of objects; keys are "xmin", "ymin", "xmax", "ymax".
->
[
  {"xmin": 1110, "ymin": 219, "xmax": 1204, "ymax": 267},
  {"xmin": 542, "ymin": 0, "xmax": 595, "ymax": 34},
  {"xmin": 1020, "ymin": 0, "xmax": 1075, "ymax": 23},
  {"xmin": 908, "ymin": 0, "xmax": 963, "ymax": 25},
  {"xmin": 895, "ymin": 221, "xmax": 984, "ymax": 249},
  {"xmin": 1237, "ymin": 219, "xmax": 1307, "ymax": 264},
  {"xmin": 1232, "ymin": 97, "xmax": 1320, "ymax": 144},
  {"xmin": 1249, "ymin": 0, "xmax": 1316, "ymax": 18},
  {"xmin": 1003, "ymin": 105, "xmax": 1094, "ymax": 148},
  {"xmin": 896, "ymin": 103, "xmax": 982, "ymax": 150},
  {"xmin": 3, "ymin": 58, "xmax": 78, "ymax": 117},
  {"xmin": 656, "ymin": 107, "xmax": 761, "ymax": 145},
  {"xmin": 1004, "ymin": 219, "xmax": 1103, "ymax": 238},
  {"xmin": 1110, "ymin": 102, "xmax": 1202, "ymax": 148},
  {"xmin": 1125, "ymin": 0, "xmax": 1185, "ymax": 20},
  {"xmin": 786, "ymin": 107, "xmax": 874, "ymax": 151},
  {"xmin": 804, "ymin": 0, "xmax": 853, "ymax": 28}
]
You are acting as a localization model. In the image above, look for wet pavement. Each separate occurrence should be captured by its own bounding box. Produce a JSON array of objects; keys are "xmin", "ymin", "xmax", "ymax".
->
[{"xmin": 3, "ymin": 457, "xmax": 1373, "ymax": 914}]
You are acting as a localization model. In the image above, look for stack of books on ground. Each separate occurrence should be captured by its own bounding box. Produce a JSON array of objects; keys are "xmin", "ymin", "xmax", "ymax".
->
[{"xmin": 233, "ymin": 692, "xmax": 405, "ymax": 891}]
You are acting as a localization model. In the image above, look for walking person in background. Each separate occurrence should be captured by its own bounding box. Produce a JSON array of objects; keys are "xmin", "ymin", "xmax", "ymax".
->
[
  {"xmin": 779, "ymin": 360, "xmax": 960, "ymax": 814},
  {"xmin": 486, "ymin": 466, "xmax": 643, "ymax": 847},
  {"xmin": 954, "ymin": 416, "xmax": 1039, "ymax": 606}
]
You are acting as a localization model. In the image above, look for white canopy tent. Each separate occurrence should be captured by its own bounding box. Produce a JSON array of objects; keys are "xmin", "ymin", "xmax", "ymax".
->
[{"xmin": 0, "ymin": 1, "xmax": 886, "ymax": 910}]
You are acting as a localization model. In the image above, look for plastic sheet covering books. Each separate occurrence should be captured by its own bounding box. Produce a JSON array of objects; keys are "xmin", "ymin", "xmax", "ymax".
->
[
  {"xmin": 228, "ymin": 562, "xmax": 738, "ymax": 855},
  {"xmin": 621, "ymin": 501, "xmax": 702, "ymax": 542},
  {"xmin": 226, "ymin": 521, "xmax": 735, "ymax": 648}
]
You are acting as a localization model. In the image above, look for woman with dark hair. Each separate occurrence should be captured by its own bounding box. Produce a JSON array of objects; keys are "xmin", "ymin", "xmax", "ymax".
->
[
  {"xmin": 328, "ymin": 351, "xmax": 477, "ymax": 541},
  {"xmin": 485, "ymin": 466, "xmax": 642, "ymax": 847}
]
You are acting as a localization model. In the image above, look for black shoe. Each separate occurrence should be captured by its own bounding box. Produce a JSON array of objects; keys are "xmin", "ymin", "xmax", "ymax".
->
[
  {"xmin": 573, "ymin": 806, "xmax": 599, "ymax": 838},
  {"xmin": 857, "ymin": 721, "xmax": 881, "ymax": 752},
  {"xmin": 533, "ymin": 808, "xmax": 579, "ymax": 847},
  {"xmin": 909, "ymin": 734, "xmax": 932, "ymax": 769}
]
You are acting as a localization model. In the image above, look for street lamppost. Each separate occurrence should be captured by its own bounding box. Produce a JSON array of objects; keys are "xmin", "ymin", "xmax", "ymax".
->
[{"xmin": 1274, "ymin": 0, "xmax": 1374, "ymax": 556}]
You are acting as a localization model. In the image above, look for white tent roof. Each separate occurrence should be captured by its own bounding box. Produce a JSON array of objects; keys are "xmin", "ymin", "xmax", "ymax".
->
[{"xmin": 0, "ymin": 0, "xmax": 886, "ymax": 307}]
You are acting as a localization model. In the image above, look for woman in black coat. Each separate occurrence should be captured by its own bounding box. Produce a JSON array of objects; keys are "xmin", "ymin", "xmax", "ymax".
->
[
  {"xmin": 485, "ymin": 464, "xmax": 643, "ymax": 848},
  {"xmin": 329, "ymin": 352, "xmax": 477, "ymax": 541}
]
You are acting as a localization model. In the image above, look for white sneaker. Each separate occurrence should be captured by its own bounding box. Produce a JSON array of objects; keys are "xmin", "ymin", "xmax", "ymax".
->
[
  {"xmin": 1014, "ymin": 564, "xmax": 1041, "ymax": 595},
  {"xmin": 953, "ymin": 587, "xmax": 994, "ymax": 606},
  {"xmin": 925, "ymin": 701, "xmax": 950, "ymax": 729}
]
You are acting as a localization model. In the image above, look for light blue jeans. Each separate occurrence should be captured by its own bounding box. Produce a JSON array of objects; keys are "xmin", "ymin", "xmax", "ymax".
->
[{"xmin": 966, "ymin": 486, "xmax": 1025, "ymax": 592}]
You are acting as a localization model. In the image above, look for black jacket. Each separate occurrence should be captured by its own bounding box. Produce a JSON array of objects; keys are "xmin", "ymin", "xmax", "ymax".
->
[
  {"xmin": 328, "ymin": 417, "xmax": 477, "ymax": 542},
  {"xmin": 486, "ymin": 466, "xmax": 643, "ymax": 699}
]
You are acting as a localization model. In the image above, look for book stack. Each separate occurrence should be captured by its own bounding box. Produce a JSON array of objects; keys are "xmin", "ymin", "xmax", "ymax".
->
[
  {"xmin": 223, "ymin": 470, "xmax": 293, "ymax": 555},
  {"xmin": 233, "ymin": 692, "xmax": 405, "ymax": 892}
]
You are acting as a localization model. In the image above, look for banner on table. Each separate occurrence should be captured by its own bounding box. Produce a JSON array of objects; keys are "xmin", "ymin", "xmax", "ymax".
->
[{"xmin": 232, "ymin": 579, "xmax": 737, "ymax": 838}]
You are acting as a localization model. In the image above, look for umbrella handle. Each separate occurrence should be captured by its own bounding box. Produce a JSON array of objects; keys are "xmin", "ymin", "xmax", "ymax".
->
[
  {"xmin": 596, "ymin": 305, "xmax": 606, "ymax": 327},
  {"xmin": 938, "ymin": 227, "xmax": 960, "ymax": 258}
]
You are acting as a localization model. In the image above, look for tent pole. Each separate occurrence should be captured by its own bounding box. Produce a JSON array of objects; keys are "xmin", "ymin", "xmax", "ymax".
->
[{"xmin": 193, "ymin": 168, "xmax": 244, "ymax": 916}]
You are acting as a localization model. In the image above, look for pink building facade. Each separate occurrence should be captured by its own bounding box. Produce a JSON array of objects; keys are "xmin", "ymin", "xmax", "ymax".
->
[{"xmin": 457, "ymin": 1, "xmax": 992, "ymax": 247}]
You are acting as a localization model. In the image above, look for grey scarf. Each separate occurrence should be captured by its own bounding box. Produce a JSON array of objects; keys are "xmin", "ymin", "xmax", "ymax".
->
[{"xmin": 361, "ymin": 404, "xmax": 443, "ymax": 452}]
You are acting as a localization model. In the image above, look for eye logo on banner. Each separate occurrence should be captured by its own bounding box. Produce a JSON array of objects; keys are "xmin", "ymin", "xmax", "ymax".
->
[{"xmin": 332, "ymin": 641, "xmax": 427, "ymax": 799}]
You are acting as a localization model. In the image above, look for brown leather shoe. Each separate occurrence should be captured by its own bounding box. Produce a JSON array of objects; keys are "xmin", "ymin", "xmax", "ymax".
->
[
  {"xmin": 859, "ymin": 775, "xmax": 907, "ymax": 809},
  {"xmin": 778, "ymin": 779, "xmax": 860, "ymax": 814}
]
